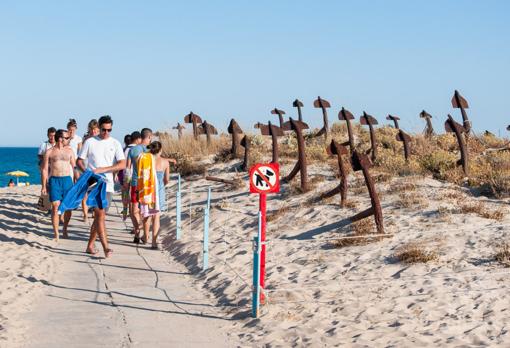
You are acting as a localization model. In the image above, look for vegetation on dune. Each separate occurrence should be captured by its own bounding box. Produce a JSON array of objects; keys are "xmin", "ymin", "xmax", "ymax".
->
[{"xmin": 160, "ymin": 119, "xmax": 510, "ymax": 198}]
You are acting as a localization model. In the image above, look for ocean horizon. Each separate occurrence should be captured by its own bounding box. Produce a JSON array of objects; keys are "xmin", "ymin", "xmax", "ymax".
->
[{"xmin": 0, "ymin": 147, "xmax": 40, "ymax": 186}]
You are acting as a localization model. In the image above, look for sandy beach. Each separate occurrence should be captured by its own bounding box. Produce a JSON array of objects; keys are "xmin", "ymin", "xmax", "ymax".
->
[{"xmin": 2, "ymin": 154, "xmax": 510, "ymax": 347}]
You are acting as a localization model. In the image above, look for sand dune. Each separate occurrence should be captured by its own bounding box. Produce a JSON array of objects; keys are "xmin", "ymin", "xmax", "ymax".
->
[
  {"xmin": 2, "ymin": 158, "xmax": 510, "ymax": 346},
  {"xmin": 0, "ymin": 186, "xmax": 59, "ymax": 346},
  {"xmin": 161, "ymin": 159, "xmax": 510, "ymax": 346}
]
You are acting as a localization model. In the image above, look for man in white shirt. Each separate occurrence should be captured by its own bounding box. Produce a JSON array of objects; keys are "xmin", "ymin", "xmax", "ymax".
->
[
  {"xmin": 77, "ymin": 115, "xmax": 126, "ymax": 258},
  {"xmin": 38, "ymin": 127, "xmax": 57, "ymax": 184},
  {"xmin": 67, "ymin": 118, "xmax": 82, "ymax": 181}
]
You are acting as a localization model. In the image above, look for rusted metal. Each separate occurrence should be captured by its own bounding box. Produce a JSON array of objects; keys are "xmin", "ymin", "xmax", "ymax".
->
[
  {"xmin": 338, "ymin": 107, "xmax": 355, "ymax": 153},
  {"xmin": 452, "ymin": 90, "xmax": 471, "ymax": 135},
  {"xmin": 319, "ymin": 140, "xmax": 349, "ymax": 206},
  {"xmin": 420, "ymin": 110, "xmax": 435, "ymax": 138},
  {"xmin": 198, "ymin": 121, "xmax": 218, "ymax": 146},
  {"xmin": 313, "ymin": 96, "xmax": 331, "ymax": 140},
  {"xmin": 360, "ymin": 112, "xmax": 378, "ymax": 163},
  {"xmin": 172, "ymin": 122, "xmax": 185, "ymax": 139},
  {"xmin": 386, "ymin": 115, "xmax": 400, "ymax": 129},
  {"xmin": 255, "ymin": 121, "xmax": 284, "ymax": 163},
  {"xmin": 184, "ymin": 112, "xmax": 203, "ymax": 140},
  {"xmin": 397, "ymin": 130, "xmax": 412, "ymax": 161},
  {"xmin": 292, "ymin": 99, "xmax": 304, "ymax": 122},
  {"xmin": 445, "ymin": 114, "xmax": 469, "ymax": 176},
  {"xmin": 205, "ymin": 176, "xmax": 239, "ymax": 186},
  {"xmin": 387, "ymin": 115, "xmax": 411, "ymax": 161},
  {"xmin": 227, "ymin": 119, "xmax": 243, "ymax": 158},
  {"xmin": 282, "ymin": 118, "xmax": 309, "ymax": 192},
  {"xmin": 271, "ymin": 108, "xmax": 286, "ymax": 128},
  {"xmin": 240, "ymin": 135, "xmax": 251, "ymax": 171},
  {"xmin": 349, "ymin": 150, "xmax": 384, "ymax": 234}
]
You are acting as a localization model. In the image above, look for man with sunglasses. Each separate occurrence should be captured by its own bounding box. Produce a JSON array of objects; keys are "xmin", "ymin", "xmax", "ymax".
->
[
  {"xmin": 41, "ymin": 129, "xmax": 75, "ymax": 241},
  {"xmin": 77, "ymin": 115, "xmax": 126, "ymax": 258}
]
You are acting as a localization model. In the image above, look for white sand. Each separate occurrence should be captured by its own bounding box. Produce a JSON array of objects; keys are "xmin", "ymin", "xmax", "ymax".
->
[
  {"xmin": 3, "ymin": 161, "xmax": 510, "ymax": 347},
  {"xmin": 161, "ymin": 159, "xmax": 510, "ymax": 346},
  {"xmin": 0, "ymin": 186, "xmax": 59, "ymax": 347}
]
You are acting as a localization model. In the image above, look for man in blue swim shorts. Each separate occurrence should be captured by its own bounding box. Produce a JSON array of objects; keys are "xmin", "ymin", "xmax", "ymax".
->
[{"xmin": 41, "ymin": 129, "xmax": 76, "ymax": 241}]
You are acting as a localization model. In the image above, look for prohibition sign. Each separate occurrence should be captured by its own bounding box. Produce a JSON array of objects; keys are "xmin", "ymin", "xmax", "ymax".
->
[{"xmin": 249, "ymin": 163, "xmax": 280, "ymax": 194}]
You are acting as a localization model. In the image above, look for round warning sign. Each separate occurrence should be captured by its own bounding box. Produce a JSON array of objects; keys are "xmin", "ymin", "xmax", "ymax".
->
[{"xmin": 249, "ymin": 163, "xmax": 280, "ymax": 194}]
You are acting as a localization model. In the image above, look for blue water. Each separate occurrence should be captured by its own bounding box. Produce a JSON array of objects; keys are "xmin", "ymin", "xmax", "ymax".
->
[{"xmin": 0, "ymin": 147, "xmax": 40, "ymax": 186}]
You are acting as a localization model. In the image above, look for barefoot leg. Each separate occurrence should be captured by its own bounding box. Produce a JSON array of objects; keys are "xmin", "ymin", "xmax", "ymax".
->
[
  {"xmin": 51, "ymin": 201, "xmax": 60, "ymax": 241},
  {"xmin": 62, "ymin": 210, "xmax": 72, "ymax": 238}
]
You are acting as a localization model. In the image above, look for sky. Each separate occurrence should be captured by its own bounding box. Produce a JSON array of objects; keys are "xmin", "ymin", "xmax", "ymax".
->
[{"xmin": 0, "ymin": 0, "xmax": 509, "ymax": 147}]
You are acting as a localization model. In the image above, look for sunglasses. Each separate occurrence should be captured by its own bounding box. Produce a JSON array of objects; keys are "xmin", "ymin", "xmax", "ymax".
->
[
  {"xmin": 63, "ymin": 137, "xmax": 71, "ymax": 140},
  {"xmin": 101, "ymin": 128, "xmax": 113, "ymax": 133}
]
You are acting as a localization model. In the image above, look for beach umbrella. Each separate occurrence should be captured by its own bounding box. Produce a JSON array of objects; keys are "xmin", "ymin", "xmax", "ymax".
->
[{"xmin": 6, "ymin": 170, "xmax": 29, "ymax": 185}]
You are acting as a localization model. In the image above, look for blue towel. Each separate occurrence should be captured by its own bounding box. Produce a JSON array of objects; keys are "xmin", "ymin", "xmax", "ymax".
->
[{"xmin": 58, "ymin": 170, "xmax": 108, "ymax": 214}]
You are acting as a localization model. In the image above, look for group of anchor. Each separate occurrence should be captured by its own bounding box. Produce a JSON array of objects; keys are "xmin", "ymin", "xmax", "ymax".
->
[{"xmin": 171, "ymin": 90, "xmax": 476, "ymax": 235}]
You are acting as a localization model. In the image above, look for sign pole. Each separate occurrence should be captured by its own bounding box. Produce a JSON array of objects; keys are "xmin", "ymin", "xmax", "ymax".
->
[
  {"xmin": 176, "ymin": 174, "xmax": 182, "ymax": 240},
  {"xmin": 259, "ymin": 192, "xmax": 266, "ymax": 302}
]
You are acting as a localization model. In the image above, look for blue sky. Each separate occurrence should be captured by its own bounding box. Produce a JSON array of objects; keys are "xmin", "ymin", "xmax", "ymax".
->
[{"xmin": 1, "ymin": 1, "xmax": 509, "ymax": 146}]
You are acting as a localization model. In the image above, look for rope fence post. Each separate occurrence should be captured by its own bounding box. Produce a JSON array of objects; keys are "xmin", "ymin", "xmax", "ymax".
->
[
  {"xmin": 176, "ymin": 174, "xmax": 182, "ymax": 240},
  {"xmin": 203, "ymin": 187, "xmax": 211, "ymax": 271},
  {"xmin": 252, "ymin": 211, "xmax": 262, "ymax": 318}
]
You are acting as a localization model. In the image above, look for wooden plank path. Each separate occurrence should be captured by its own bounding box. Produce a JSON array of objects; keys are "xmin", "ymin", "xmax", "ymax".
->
[{"xmin": 21, "ymin": 197, "xmax": 235, "ymax": 348}]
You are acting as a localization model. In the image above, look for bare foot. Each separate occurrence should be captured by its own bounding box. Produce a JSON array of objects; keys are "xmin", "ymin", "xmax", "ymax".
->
[
  {"xmin": 83, "ymin": 215, "xmax": 88, "ymax": 223},
  {"xmin": 104, "ymin": 249, "xmax": 113, "ymax": 258},
  {"xmin": 62, "ymin": 232, "xmax": 69, "ymax": 239},
  {"xmin": 85, "ymin": 248, "xmax": 98, "ymax": 255}
]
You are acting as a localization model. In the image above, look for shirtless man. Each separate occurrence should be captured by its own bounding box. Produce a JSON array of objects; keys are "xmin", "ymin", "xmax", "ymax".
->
[{"xmin": 41, "ymin": 129, "xmax": 75, "ymax": 241}]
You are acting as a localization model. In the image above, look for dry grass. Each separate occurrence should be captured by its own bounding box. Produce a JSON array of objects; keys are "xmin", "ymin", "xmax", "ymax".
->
[
  {"xmin": 393, "ymin": 242, "xmax": 438, "ymax": 264},
  {"xmin": 388, "ymin": 181, "xmax": 417, "ymax": 193},
  {"xmin": 266, "ymin": 204, "xmax": 290, "ymax": 222},
  {"xmin": 494, "ymin": 242, "xmax": 510, "ymax": 267},
  {"xmin": 161, "ymin": 133, "xmax": 230, "ymax": 159},
  {"xmin": 457, "ymin": 201, "xmax": 506, "ymax": 221},
  {"xmin": 397, "ymin": 192, "xmax": 428, "ymax": 209},
  {"xmin": 330, "ymin": 219, "xmax": 386, "ymax": 248}
]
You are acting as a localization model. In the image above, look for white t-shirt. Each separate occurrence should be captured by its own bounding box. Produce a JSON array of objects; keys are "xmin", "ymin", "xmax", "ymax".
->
[
  {"xmin": 69, "ymin": 135, "xmax": 83, "ymax": 158},
  {"xmin": 38, "ymin": 141, "xmax": 54, "ymax": 156},
  {"xmin": 79, "ymin": 136, "xmax": 125, "ymax": 192}
]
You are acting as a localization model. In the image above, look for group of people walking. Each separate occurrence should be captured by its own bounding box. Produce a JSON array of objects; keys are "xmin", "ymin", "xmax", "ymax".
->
[{"xmin": 38, "ymin": 116, "xmax": 176, "ymax": 258}]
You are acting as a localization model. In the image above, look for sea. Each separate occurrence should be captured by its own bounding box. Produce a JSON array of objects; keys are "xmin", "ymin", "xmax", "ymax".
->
[{"xmin": 0, "ymin": 147, "xmax": 41, "ymax": 187}]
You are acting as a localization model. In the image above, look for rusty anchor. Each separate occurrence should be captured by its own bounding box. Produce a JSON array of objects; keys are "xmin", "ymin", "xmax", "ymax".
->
[
  {"xmin": 420, "ymin": 110, "xmax": 435, "ymax": 138},
  {"xmin": 227, "ymin": 119, "xmax": 243, "ymax": 158},
  {"xmin": 184, "ymin": 112, "xmax": 203, "ymax": 140},
  {"xmin": 387, "ymin": 115, "xmax": 412, "ymax": 161},
  {"xmin": 338, "ymin": 107, "xmax": 355, "ymax": 153},
  {"xmin": 198, "ymin": 120, "xmax": 218, "ymax": 146},
  {"xmin": 319, "ymin": 139, "xmax": 349, "ymax": 206},
  {"xmin": 360, "ymin": 112, "xmax": 378, "ymax": 163},
  {"xmin": 293, "ymin": 99, "xmax": 304, "ymax": 122},
  {"xmin": 452, "ymin": 90, "xmax": 471, "ymax": 136},
  {"xmin": 386, "ymin": 114, "xmax": 400, "ymax": 129},
  {"xmin": 313, "ymin": 96, "xmax": 331, "ymax": 140},
  {"xmin": 240, "ymin": 135, "xmax": 251, "ymax": 171},
  {"xmin": 445, "ymin": 114, "xmax": 469, "ymax": 176},
  {"xmin": 271, "ymin": 108, "xmax": 286, "ymax": 128},
  {"xmin": 172, "ymin": 122, "xmax": 186, "ymax": 140},
  {"xmin": 349, "ymin": 150, "xmax": 384, "ymax": 234},
  {"xmin": 255, "ymin": 121, "xmax": 284, "ymax": 163},
  {"xmin": 282, "ymin": 118, "xmax": 309, "ymax": 192}
]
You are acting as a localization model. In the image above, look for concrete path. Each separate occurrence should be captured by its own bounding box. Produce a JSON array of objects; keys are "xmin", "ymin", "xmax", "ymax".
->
[{"xmin": 21, "ymin": 199, "xmax": 235, "ymax": 348}]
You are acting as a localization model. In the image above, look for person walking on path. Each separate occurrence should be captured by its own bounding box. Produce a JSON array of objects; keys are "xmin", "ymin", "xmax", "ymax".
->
[
  {"xmin": 38, "ymin": 127, "xmax": 56, "ymax": 182},
  {"xmin": 41, "ymin": 129, "xmax": 75, "ymax": 241},
  {"xmin": 77, "ymin": 115, "xmax": 126, "ymax": 258},
  {"xmin": 143, "ymin": 141, "xmax": 176, "ymax": 249},
  {"xmin": 67, "ymin": 118, "xmax": 82, "ymax": 181},
  {"xmin": 80, "ymin": 119, "xmax": 100, "ymax": 222},
  {"xmin": 121, "ymin": 131, "xmax": 141, "ymax": 223},
  {"xmin": 127, "ymin": 128, "xmax": 152, "ymax": 244}
]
